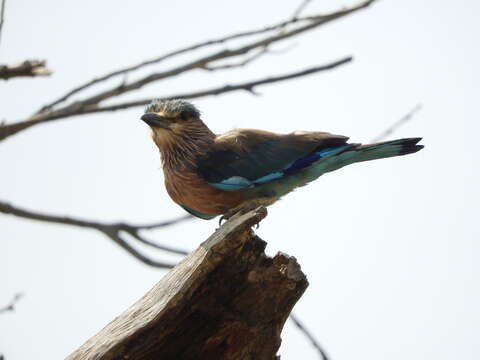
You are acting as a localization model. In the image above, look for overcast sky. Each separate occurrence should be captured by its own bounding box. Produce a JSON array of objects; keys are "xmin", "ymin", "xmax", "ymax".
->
[{"xmin": 1, "ymin": 0, "xmax": 479, "ymax": 359}]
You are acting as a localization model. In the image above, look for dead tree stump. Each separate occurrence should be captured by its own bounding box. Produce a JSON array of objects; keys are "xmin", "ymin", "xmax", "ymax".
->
[{"xmin": 67, "ymin": 207, "xmax": 308, "ymax": 360}]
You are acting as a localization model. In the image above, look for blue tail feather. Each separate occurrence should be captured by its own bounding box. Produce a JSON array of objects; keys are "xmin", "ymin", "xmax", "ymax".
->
[{"xmin": 209, "ymin": 138, "xmax": 423, "ymax": 192}]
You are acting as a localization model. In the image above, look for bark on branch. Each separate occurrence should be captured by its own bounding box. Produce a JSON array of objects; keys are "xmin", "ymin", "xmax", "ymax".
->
[
  {"xmin": 67, "ymin": 207, "xmax": 308, "ymax": 360},
  {"xmin": 0, "ymin": 60, "xmax": 51, "ymax": 80}
]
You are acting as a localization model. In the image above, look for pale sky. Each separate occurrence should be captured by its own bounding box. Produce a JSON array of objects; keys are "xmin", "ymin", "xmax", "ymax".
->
[{"xmin": 1, "ymin": 0, "xmax": 479, "ymax": 359}]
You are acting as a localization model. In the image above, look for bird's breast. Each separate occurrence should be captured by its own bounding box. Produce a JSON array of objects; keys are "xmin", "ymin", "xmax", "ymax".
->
[{"xmin": 163, "ymin": 167, "xmax": 245, "ymax": 216}]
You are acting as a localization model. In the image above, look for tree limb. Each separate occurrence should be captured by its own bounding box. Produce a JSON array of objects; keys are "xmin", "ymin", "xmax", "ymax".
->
[
  {"xmin": 47, "ymin": 1, "xmax": 371, "ymax": 109},
  {"xmin": 0, "ymin": 60, "xmax": 52, "ymax": 80},
  {"xmin": 96, "ymin": 56, "xmax": 353, "ymax": 111},
  {"xmin": 67, "ymin": 207, "xmax": 309, "ymax": 360},
  {"xmin": 37, "ymin": 0, "xmax": 374, "ymax": 114},
  {"xmin": 35, "ymin": 17, "xmax": 302, "ymax": 113},
  {"xmin": 0, "ymin": 56, "xmax": 352, "ymax": 141},
  {"xmin": 0, "ymin": 0, "xmax": 377, "ymax": 141},
  {"xmin": 0, "ymin": 200, "xmax": 191, "ymax": 267}
]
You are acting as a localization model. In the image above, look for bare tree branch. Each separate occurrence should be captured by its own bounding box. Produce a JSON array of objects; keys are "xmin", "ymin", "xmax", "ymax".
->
[
  {"xmin": 35, "ymin": 19, "xmax": 302, "ymax": 113},
  {"xmin": 96, "ymin": 56, "xmax": 353, "ymax": 110},
  {"xmin": 99, "ymin": 230, "xmax": 176, "ymax": 268},
  {"xmin": 371, "ymin": 103, "xmax": 423, "ymax": 142},
  {"xmin": 0, "ymin": 60, "xmax": 52, "ymax": 80},
  {"xmin": 35, "ymin": 27, "xmax": 289, "ymax": 114},
  {"xmin": 200, "ymin": 47, "xmax": 270, "ymax": 71},
  {"xmin": 290, "ymin": 313, "xmax": 330, "ymax": 360},
  {"xmin": 201, "ymin": 0, "xmax": 312, "ymax": 73},
  {"xmin": 292, "ymin": 0, "xmax": 313, "ymax": 20},
  {"xmin": 0, "ymin": 0, "xmax": 377, "ymax": 142},
  {"xmin": 37, "ymin": 0, "xmax": 374, "ymax": 114},
  {"xmin": 0, "ymin": 56, "xmax": 353, "ymax": 142},
  {"xmin": 0, "ymin": 293, "xmax": 23, "ymax": 314},
  {"xmin": 119, "ymin": 224, "xmax": 189, "ymax": 255},
  {"xmin": 51, "ymin": 1, "xmax": 370, "ymax": 109},
  {"xmin": 0, "ymin": 200, "xmax": 191, "ymax": 267},
  {"xmin": 0, "ymin": 0, "xmax": 5, "ymax": 47}
]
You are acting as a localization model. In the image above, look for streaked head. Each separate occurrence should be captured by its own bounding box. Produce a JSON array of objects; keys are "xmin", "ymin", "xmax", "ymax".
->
[
  {"xmin": 142, "ymin": 98, "xmax": 200, "ymax": 129},
  {"xmin": 141, "ymin": 99, "xmax": 211, "ymax": 148}
]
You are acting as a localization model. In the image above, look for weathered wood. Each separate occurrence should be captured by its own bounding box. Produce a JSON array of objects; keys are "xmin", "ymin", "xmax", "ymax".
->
[{"xmin": 67, "ymin": 207, "xmax": 308, "ymax": 360}]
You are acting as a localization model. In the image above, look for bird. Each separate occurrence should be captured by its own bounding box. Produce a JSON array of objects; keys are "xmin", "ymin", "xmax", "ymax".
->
[{"xmin": 141, "ymin": 99, "xmax": 423, "ymax": 221}]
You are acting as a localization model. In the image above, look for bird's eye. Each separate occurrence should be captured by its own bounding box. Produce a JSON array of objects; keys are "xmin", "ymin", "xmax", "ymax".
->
[{"xmin": 179, "ymin": 111, "xmax": 190, "ymax": 121}]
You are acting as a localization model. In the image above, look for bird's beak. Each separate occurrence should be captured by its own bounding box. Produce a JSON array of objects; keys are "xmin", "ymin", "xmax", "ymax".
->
[{"xmin": 141, "ymin": 113, "xmax": 173, "ymax": 129}]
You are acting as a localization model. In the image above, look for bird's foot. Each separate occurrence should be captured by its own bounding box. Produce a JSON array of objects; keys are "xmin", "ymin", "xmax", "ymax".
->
[
  {"xmin": 218, "ymin": 202, "xmax": 263, "ymax": 228},
  {"xmin": 218, "ymin": 215, "xmax": 227, "ymax": 227}
]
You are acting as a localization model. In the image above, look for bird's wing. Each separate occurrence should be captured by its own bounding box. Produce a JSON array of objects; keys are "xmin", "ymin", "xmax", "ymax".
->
[{"xmin": 196, "ymin": 129, "xmax": 350, "ymax": 191}]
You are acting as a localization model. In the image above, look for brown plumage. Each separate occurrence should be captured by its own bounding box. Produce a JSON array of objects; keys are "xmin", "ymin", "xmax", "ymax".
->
[
  {"xmin": 141, "ymin": 99, "xmax": 423, "ymax": 220},
  {"xmin": 144, "ymin": 100, "xmax": 245, "ymax": 217}
]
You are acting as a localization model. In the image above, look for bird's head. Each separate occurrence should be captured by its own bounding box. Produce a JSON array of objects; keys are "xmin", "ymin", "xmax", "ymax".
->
[{"xmin": 141, "ymin": 99, "xmax": 212, "ymax": 148}]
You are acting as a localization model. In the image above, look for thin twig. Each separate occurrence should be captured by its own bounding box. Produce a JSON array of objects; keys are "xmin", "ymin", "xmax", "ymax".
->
[
  {"xmin": 120, "ymin": 224, "xmax": 189, "ymax": 255},
  {"xmin": 203, "ymin": 0, "xmax": 313, "ymax": 73},
  {"xmin": 290, "ymin": 313, "xmax": 330, "ymax": 360},
  {"xmin": 292, "ymin": 0, "xmax": 313, "ymax": 20},
  {"xmin": 0, "ymin": 200, "xmax": 191, "ymax": 267},
  {"xmin": 0, "ymin": 293, "xmax": 23, "ymax": 314},
  {"xmin": 100, "ymin": 230, "xmax": 176, "ymax": 268},
  {"xmin": 0, "ymin": 0, "xmax": 5, "ymax": 48},
  {"xmin": 201, "ymin": 48, "xmax": 270, "ymax": 71},
  {"xmin": 371, "ymin": 103, "xmax": 423, "ymax": 142}
]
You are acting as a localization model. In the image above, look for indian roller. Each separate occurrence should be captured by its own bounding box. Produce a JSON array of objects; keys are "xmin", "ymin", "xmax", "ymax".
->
[{"xmin": 141, "ymin": 99, "xmax": 423, "ymax": 220}]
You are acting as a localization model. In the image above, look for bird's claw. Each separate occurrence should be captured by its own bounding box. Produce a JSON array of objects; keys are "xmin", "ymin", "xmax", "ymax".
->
[
  {"xmin": 218, "ymin": 203, "xmax": 262, "ymax": 229},
  {"xmin": 218, "ymin": 215, "xmax": 227, "ymax": 227}
]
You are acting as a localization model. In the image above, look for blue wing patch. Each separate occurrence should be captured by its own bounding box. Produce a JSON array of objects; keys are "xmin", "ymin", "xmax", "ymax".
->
[
  {"xmin": 209, "ymin": 145, "xmax": 353, "ymax": 191},
  {"xmin": 283, "ymin": 145, "xmax": 352, "ymax": 175},
  {"xmin": 209, "ymin": 176, "xmax": 253, "ymax": 190},
  {"xmin": 253, "ymin": 172, "xmax": 284, "ymax": 184}
]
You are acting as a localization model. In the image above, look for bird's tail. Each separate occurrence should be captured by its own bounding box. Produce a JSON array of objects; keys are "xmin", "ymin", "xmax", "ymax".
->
[
  {"xmin": 308, "ymin": 137, "xmax": 424, "ymax": 177},
  {"xmin": 257, "ymin": 137, "xmax": 423, "ymax": 198}
]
